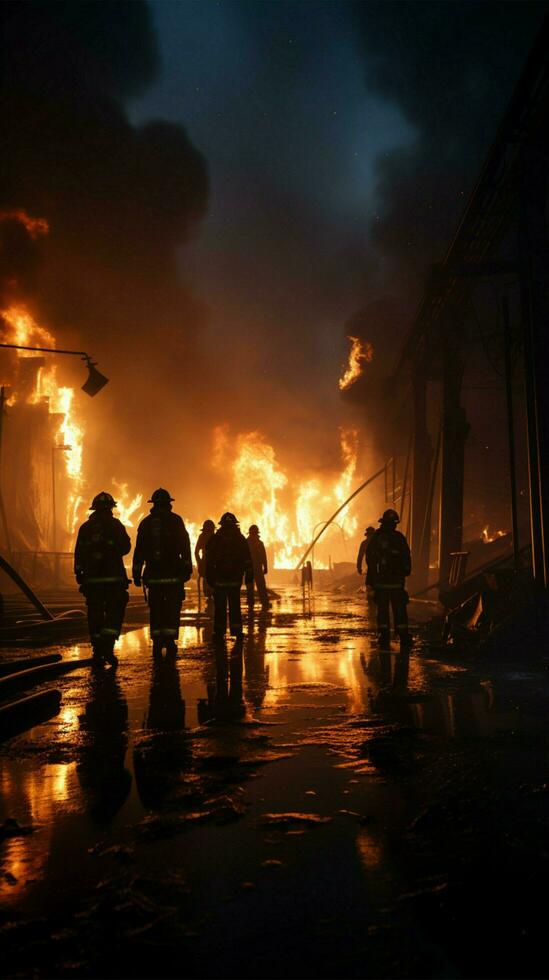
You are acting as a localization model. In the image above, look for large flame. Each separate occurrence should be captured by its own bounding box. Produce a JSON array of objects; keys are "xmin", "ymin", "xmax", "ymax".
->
[
  {"xmin": 1, "ymin": 303, "xmax": 55, "ymax": 356},
  {"xmin": 339, "ymin": 335, "xmax": 374, "ymax": 391},
  {"xmin": 112, "ymin": 481, "xmax": 144, "ymax": 528},
  {"xmin": 1, "ymin": 303, "xmax": 85, "ymax": 535},
  {"xmin": 215, "ymin": 427, "xmax": 361, "ymax": 568},
  {"xmin": 2, "ymin": 275, "xmax": 366, "ymax": 567}
]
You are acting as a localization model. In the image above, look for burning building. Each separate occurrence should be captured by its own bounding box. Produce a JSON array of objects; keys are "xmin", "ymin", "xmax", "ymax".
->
[{"xmin": 0, "ymin": 303, "xmax": 85, "ymax": 581}]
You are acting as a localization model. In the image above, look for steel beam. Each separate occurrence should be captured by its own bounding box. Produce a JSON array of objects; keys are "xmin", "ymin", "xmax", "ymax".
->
[
  {"xmin": 520, "ymin": 142, "xmax": 549, "ymax": 588},
  {"xmin": 409, "ymin": 365, "xmax": 432, "ymax": 591},
  {"xmin": 438, "ymin": 335, "xmax": 469, "ymax": 584}
]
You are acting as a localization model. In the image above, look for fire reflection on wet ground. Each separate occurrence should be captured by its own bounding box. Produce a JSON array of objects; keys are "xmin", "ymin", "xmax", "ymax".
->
[{"xmin": 2, "ymin": 589, "xmax": 549, "ymax": 978}]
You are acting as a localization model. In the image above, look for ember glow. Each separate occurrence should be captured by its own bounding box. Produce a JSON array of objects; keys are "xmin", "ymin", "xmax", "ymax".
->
[
  {"xmin": 338, "ymin": 335, "xmax": 374, "ymax": 391},
  {"xmin": 0, "ymin": 208, "xmax": 49, "ymax": 239},
  {"xmin": 214, "ymin": 427, "xmax": 361, "ymax": 568},
  {"xmin": 482, "ymin": 525, "xmax": 506, "ymax": 543}
]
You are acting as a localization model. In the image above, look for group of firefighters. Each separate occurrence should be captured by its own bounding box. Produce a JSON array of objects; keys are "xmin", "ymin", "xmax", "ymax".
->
[{"xmin": 74, "ymin": 490, "xmax": 411, "ymax": 665}]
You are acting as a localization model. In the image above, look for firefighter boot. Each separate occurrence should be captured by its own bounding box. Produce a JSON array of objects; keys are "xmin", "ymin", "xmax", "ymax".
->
[
  {"xmin": 103, "ymin": 637, "xmax": 118, "ymax": 668},
  {"xmin": 91, "ymin": 641, "xmax": 105, "ymax": 665}
]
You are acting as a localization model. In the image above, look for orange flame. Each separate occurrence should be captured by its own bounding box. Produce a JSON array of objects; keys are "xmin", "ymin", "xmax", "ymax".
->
[
  {"xmin": 1, "ymin": 304, "xmax": 85, "ymax": 535},
  {"xmin": 1, "ymin": 304, "xmax": 55, "ymax": 354},
  {"xmin": 481, "ymin": 525, "xmax": 506, "ymax": 543},
  {"xmin": 339, "ymin": 335, "xmax": 373, "ymax": 391},
  {"xmin": 216, "ymin": 427, "xmax": 360, "ymax": 568},
  {"xmin": 111, "ymin": 481, "xmax": 144, "ymax": 528}
]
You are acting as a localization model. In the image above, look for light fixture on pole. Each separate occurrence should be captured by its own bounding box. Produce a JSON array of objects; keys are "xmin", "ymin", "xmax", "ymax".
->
[{"xmin": 0, "ymin": 343, "xmax": 109, "ymax": 396}]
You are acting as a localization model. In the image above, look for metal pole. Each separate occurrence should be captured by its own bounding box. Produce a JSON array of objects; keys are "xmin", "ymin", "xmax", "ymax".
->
[
  {"xmin": 295, "ymin": 464, "xmax": 387, "ymax": 571},
  {"xmin": 0, "ymin": 342, "xmax": 91, "ymax": 358},
  {"xmin": 519, "ymin": 143, "xmax": 549, "ymax": 589},
  {"xmin": 420, "ymin": 425, "xmax": 442, "ymax": 579},
  {"xmin": 400, "ymin": 430, "xmax": 413, "ymax": 533},
  {"xmin": 438, "ymin": 334, "xmax": 469, "ymax": 584},
  {"xmin": 502, "ymin": 296, "xmax": 520, "ymax": 571},
  {"xmin": 410, "ymin": 366, "xmax": 432, "ymax": 590}
]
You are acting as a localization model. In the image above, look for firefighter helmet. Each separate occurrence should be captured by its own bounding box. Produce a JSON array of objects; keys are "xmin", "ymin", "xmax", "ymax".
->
[
  {"xmin": 201, "ymin": 519, "xmax": 215, "ymax": 532},
  {"xmin": 148, "ymin": 488, "xmax": 174, "ymax": 505},
  {"xmin": 365, "ymin": 525, "xmax": 375, "ymax": 535},
  {"xmin": 248, "ymin": 524, "xmax": 259, "ymax": 535},
  {"xmin": 219, "ymin": 512, "xmax": 238, "ymax": 525},
  {"xmin": 379, "ymin": 508, "xmax": 400, "ymax": 524},
  {"xmin": 90, "ymin": 491, "xmax": 116, "ymax": 511}
]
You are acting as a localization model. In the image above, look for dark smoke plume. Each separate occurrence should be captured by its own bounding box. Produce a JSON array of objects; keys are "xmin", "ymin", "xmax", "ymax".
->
[
  {"xmin": 346, "ymin": 0, "xmax": 547, "ymax": 376},
  {"xmin": 1, "ymin": 1, "xmax": 209, "ymax": 502}
]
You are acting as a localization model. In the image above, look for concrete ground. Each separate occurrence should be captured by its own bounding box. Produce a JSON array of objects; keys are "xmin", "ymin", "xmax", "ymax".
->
[{"xmin": 1, "ymin": 588, "xmax": 549, "ymax": 978}]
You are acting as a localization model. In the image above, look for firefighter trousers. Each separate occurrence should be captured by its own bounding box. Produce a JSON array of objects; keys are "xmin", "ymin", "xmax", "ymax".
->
[
  {"xmin": 213, "ymin": 585, "xmax": 242, "ymax": 636},
  {"xmin": 148, "ymin": 582, "xmax": 184, "ymax": 640},
  {"xmin": 374, "ymin": 587, "xmax": 409, "ymax": 638},
  {"xmin": 83, "ymin": 583, "xmax": 128, "ymax": 647}
]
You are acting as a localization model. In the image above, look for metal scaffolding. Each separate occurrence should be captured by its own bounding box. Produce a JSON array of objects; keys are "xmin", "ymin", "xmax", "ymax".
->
[{"xmin": 390, "ymin": 15, "xmax": 549, "ymax": 591}]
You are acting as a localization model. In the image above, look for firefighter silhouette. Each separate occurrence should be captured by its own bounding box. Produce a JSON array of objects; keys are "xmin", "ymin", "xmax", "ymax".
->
[
  {"xmin": 74, "ymin": 491, "xmax": 131, "ymax": 666},
  {"xmin": 132, "ymin": 488, "xmax": 192, "ymax": 654},
  {"xmin": 357, "ymin": 526, "xmax": 376, "ymax": 578},
  {"xmin": 357, "ymin": 525, "xmax": 377, "ymax": 605},
  {"xmin": 246, "ymin": 524, "xmax": 270, "ymax": 609},
  {"xmin": 194, "ymin": 519, "xmax": 215, "ymax": 599},
  {"xmin": 366, "ymin": 509, "xmax": 412, "ymax": 647},
  {"xmin": 301, "ymin": 559, "xmax": 313, "ymax": 596},
  {"xmin": 205, "ymin": 512, "xmax": 253, "ymax": 640}
]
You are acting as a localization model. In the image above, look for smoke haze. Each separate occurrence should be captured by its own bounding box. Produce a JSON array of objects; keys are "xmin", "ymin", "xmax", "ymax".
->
[{"xmin": 1, "ymin": 0, "xmax": 547, "ymax": 532}]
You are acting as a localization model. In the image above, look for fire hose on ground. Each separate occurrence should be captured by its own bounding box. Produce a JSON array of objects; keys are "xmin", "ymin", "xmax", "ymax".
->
[
  {"xmin": 0, "ymin": 689, "xmax": 62, "ymax": 740},
  {"xmin": 0, "ymin": 552, "xmax": 86, "ymax": 645}
]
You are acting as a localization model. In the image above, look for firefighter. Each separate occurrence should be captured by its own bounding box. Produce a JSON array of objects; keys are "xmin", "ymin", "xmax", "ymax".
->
[
  {"xmin": 205, "ymin": 512, "xmax": 253, "ymax": 640},
  {"xmin": 132, "ymin": 488, "xmax": 192, "ymax": 655},
  {"xmin": 194, "ymin": 519, "xmax": 215, "ymax": 599},
  {"xmin": 74, "ymin": 491, "xmax": 131, "ymax": 666},
  {"xmin": 301, "ymin": 560, "xmax": 313, "ymax": 597},
  {"xmin": 246, "ymin": 524, "xmax": 270, "ymax": 609},
  {"xmin": 366, "ymin": 509, "xmax": 412, "ymax": 647},
  {"xmin": 356, "ymin": 525, "xmax": 376, "ymax": 604}
]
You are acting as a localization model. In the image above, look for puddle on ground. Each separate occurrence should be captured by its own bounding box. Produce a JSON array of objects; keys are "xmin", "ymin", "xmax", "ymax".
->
[{"xmin": 1, "ymin": 588, "xmax": 547, "ymax": 926}]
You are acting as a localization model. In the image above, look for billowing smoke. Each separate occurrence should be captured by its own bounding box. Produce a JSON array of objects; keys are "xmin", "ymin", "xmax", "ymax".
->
[
  {"xmin": 1, "ymin": 1, "xmax": 210, "ymax": 513},
  {"xmin": 2, "ymin": 1, "xmax": 546, "ymax": 550}
]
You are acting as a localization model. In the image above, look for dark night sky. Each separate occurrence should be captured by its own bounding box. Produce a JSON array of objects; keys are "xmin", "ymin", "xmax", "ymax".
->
[{"xmin": 130, "ymin": 0, "xmax": 413, "ymax": 426}]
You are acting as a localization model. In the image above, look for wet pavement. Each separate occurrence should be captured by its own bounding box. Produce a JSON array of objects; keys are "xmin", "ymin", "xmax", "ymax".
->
[{"xmin": 2, "ymin": 589, "xmax": 549, "ymax": 978}]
